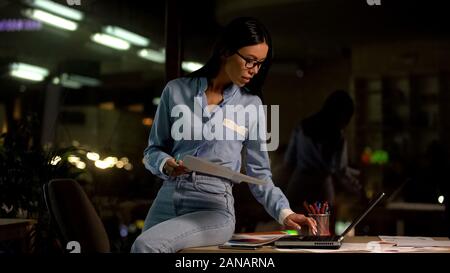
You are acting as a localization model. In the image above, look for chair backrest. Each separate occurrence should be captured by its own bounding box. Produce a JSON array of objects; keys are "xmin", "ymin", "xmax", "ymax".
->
[{"xmin": 43, "ymin": 179, "xmax": 110, "ymax": 253}]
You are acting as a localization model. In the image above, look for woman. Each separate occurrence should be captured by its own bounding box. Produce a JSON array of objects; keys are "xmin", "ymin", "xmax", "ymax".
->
[{"xmin": 131, "ymin": 17, "xmax": 317, "ymax": 253}]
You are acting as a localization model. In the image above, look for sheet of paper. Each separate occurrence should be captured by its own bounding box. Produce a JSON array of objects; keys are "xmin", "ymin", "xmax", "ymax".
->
[
  {"xmin": 275, "ymin": 241, "xmax": 450, "ymax": 253},
  {"xmin": 183, "ymin": 155, "xmax": 267, "ymax": 185},
  {"xmin": 379, "ymin": 236, "xmax": 450, "ymax": 247}
]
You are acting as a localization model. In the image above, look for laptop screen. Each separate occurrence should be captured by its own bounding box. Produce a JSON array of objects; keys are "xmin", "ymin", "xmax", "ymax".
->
[{"xmin": 338, "ymin": 192, "xmax": 385, "ymax": 238}]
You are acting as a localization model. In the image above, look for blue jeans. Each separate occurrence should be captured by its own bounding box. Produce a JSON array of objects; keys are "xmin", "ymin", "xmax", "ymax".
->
[{"xmin": 130, "ymin": 172, "xmax": 236, "ymax": 253}]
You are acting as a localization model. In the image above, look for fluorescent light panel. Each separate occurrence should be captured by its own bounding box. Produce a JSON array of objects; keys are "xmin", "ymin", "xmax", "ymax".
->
[
  {"xmin": 10, "ymin": 70, "xmax": 44, "ymax": 81},
  {"xmin": 57, "ymin": 75, "xmax": 82, "ymax": 89},
  {"xmin": 61, "ymin": 80, "xmax": 82, "ymax": 89},
  {"xmin": 103, "ymin": 26, "xmax": 150, "ymax": 47},
  {"xmin": 24, "ymin": 8, "xmax": 77, "ymax": 31},
  {"xmin": 138, "ymin": 49, "xmax": 165, "ymax": 64},
  {"xmin": 10, "ymin": 62, "xmax": 49, "ymax": 76},
  {"xmin": 9, "ymin": 62, "xmax": 49, "ymax": 82},
  {"xmin": 68, "ymin": 74, "xmax": 101, "ymax": 87},
  {"xmin": 60, "ymin": 73, "xmax": 101, "ymax": 88},
  {"xmin": 91, "ymin": 33, "xmax": 130, "ymax": 50},
  {"xmin": 27, "ymin": 0, "xmax": 84, "ymax": 21}
]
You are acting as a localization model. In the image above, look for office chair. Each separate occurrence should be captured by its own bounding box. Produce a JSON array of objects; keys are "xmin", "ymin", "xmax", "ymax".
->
[{"xmin": 43, "ymin": 178, "xmax": 110, "ymax": 253}]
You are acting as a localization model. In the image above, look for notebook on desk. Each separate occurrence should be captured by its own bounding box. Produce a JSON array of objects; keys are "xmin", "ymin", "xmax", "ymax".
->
[{"xmin": 275, "ymin": 192, "xmax": 385, "ymax": 249}]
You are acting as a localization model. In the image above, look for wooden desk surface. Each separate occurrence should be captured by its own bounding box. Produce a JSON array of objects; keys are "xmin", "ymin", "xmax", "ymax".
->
[{"xmin": 181, "ymin": 236, "xmax": 450, "ymax": 253}]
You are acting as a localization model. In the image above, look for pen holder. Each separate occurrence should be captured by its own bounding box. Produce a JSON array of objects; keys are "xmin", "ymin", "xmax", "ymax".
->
[{"xmin": 307, "ymin": 213, "xmax": 331, "ymax": 236}]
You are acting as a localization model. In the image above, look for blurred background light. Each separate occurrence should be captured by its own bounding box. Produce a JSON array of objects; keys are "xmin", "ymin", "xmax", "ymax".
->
[
  {"xmin": 138, "ymin": 48, "xmax": 165, "ymax": 64},
  {"xmin": 91, "ymin": 33, "xmax": 130, "ymax": 50},
  {"xmin": 25, "ymin": 0, "xmax": 84, "ymax": 21},
  {"xmin": 9, "ymin": 62, "xmax": 49, "ymax": 82},
  {"xmin": 23, "ymin": 9, "xmax": 78, "ymax": 31},
  {"xmin": 103, "ymin": 25, "xmax": 150, "ymax": 47}
]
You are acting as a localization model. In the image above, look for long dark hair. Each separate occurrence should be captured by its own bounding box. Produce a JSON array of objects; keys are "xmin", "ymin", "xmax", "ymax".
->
[{"xmin": 187, "ymin": 17, "xmax": 273, "ymax": 98}]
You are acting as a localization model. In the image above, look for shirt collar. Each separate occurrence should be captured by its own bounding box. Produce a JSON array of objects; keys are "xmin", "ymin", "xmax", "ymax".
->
[{"xmin": 197, "ymin": 77, "xmax": 240, "ymax": 100}]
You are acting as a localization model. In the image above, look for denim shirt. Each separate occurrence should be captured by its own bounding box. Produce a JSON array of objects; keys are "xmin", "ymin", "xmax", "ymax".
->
[{"xmin": 143, "ymin": 77, "xmax": 293, "ymax": 224}]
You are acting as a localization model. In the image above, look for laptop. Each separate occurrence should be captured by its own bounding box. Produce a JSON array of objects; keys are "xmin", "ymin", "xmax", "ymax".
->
[{"xmin": 275, "ymin": 192, "xmax": 385, "ymax": 249}]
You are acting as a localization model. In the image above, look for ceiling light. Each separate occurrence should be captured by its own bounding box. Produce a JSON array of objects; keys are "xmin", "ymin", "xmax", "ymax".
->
[
  {"xmin": 23, "ymin": 8, "xmax": 77, "ymax": 31},
  {"xmin": 9, "ymin": 62, "xmax": 49, "ymax": 82},
  {"xmin": 10, "ymin": 70, "xmax": 45, "ymax": 81},
  {"xmin": 10, "ymin": 62, "xmax": 49, "ymax": 76},
  {"xmin": 68, "ymin": 74, "xmax": 101, "ymax": 87},
  {"xmin": 103, "ymin": 26, "xmax": 150, "ymax": 47},
  {"xmin": 61, "ymin": 80, "xmax": 82, "ymax": 89},
  {"xmin": 138, "ymin": 49, "xmax": 165, "ymax": 64},
  {"xmin": 91, "ymin": 33, "xmax": 130, "ymax": 50},
  {"xmin": 25, "ymin": 0, "xmax": 84, "ymax": 21},
  {"xmin": 59, "ymin": 73, "xmax": 101, "ymax": 89}
]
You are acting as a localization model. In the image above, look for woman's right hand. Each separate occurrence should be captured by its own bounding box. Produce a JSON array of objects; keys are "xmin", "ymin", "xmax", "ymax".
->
[{"xmin": 163, "ymin": 158, "xmax": 190, "ymax": 177}]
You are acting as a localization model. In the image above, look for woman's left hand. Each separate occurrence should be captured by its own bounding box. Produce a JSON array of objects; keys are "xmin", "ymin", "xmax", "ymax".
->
[{"xmin": 284, "ymin": 213, "xmax": 317, "ymax": 235}]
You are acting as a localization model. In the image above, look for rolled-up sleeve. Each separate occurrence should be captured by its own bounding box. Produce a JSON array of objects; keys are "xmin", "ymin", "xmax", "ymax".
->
[{"xmin": 143, "ymin": 85, "xmax": 173, "ymax": 180}]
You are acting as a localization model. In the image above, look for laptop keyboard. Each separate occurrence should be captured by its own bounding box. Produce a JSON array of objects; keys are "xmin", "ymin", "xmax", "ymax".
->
[
  {"xmin": 288, "ymin": 235, "xmax": 339, "ymax": 241},
  {"xmin": 283, "ymin": 235, "xmax": 339, "ymax": 242}
]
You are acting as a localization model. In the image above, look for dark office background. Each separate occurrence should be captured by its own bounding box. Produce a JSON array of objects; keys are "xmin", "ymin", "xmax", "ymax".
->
[{"xmin": 1, "ymin": 0, "xmax": 449, "ymax": 253}]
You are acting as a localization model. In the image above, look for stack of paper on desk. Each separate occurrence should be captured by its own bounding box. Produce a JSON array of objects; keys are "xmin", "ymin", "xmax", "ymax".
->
[
  {"xmin": 183, "ymin": 155, "xmax": 268, "ymax": 185},
  {"xmin": 379, "ymin": 236, "xmax": 450, "ymax": 247}
]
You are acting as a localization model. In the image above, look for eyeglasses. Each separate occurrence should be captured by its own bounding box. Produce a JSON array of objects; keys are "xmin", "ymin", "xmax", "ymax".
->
[{"xmin": 235, "ymin": 51, "xmax": 265, "ymax": 69}]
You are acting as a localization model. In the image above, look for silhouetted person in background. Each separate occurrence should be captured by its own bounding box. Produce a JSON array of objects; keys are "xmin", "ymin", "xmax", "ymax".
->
[{"xmin": 283, "ymin": 90, "xmax": 363, "ymax": 231}]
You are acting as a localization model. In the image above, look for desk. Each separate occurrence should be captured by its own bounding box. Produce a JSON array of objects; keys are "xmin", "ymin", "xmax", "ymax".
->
[
  {"xmin": 181, "ymin": 236, "xmax": 450, "ymax": 253},
  {"xmin": 0, "ymin": 218, "xmax": 37, "ymax": 253},
  {"xmin": 384, "ymin": 202, "xmax": 447, "ymax": 235}
]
